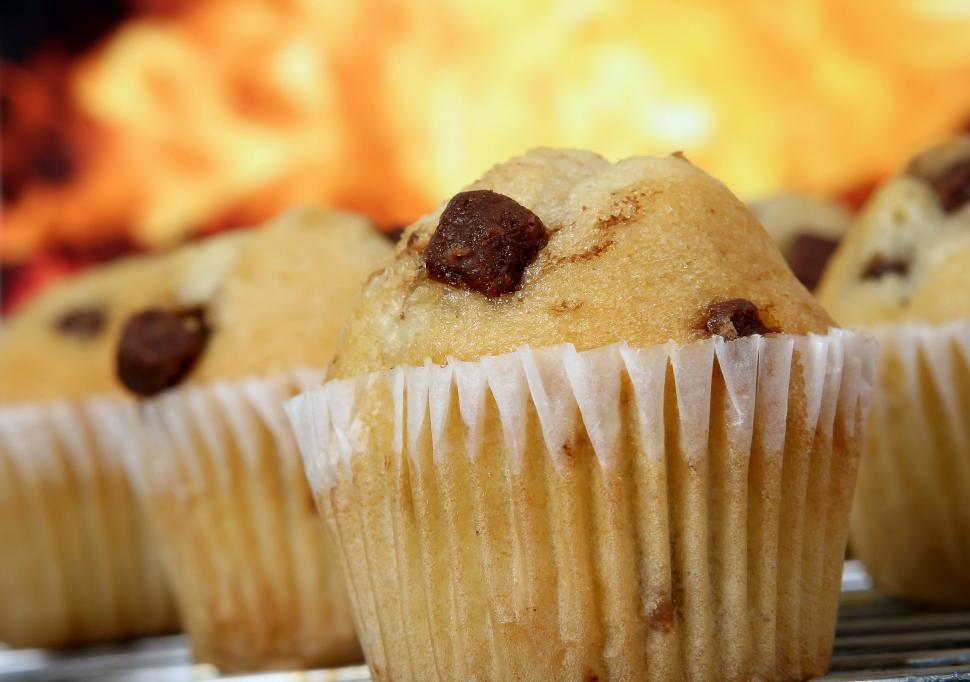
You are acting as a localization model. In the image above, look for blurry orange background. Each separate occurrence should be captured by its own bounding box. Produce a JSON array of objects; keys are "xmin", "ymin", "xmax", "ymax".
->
[{"xmin": 3, "ymin": 0, "xmax": 970, "ymax": 308}]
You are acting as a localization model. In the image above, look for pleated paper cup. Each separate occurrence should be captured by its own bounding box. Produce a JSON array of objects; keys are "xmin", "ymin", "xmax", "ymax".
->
[
  {"xmin": 287, "ymin": 329, "xmax": 876, "ymax": 682},
  {"xmin": 850, "ymin": 320, "xmax": 970, "ymax": 605},
  {"xmin": 119, "ymin": 371, "xmax": 360, "ymax": 672},
  {"xmin": 0, "ymin": 397, "xmax": 176, "ymax": 648}
]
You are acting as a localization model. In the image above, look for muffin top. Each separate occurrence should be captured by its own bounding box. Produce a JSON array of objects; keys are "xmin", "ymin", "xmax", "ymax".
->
[
  {"xmin": 331, "ymin": 148, "xmax": 832, "ymax": 379},
  {"xmin": 818, "ymin": 136, "xmax": 970, "ymax": 326},
  {"xmin": 115, "ymin": 207, "xmax": 392, "ymax": 396},
  {"xmin": 0, "ymin": 249, "xmax": 180, "ymax": 402},
  {"xmin": 749, "ymin": 193, "xmax": 852, "ymax": 291}
]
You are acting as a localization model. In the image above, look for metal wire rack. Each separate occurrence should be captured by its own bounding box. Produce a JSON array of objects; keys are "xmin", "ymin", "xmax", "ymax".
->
[{"xmin": 2, "ymin": 561, "xmax": 968, "ymax": 681}]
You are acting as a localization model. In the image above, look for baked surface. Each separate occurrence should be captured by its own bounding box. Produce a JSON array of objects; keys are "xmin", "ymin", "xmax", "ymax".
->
[
  {"xmin": 818, "ymin": 135, "xmax": 970, "ymax": 325},
  {"xmin": 0, "ymin": 251, "xmax": 178, "ymax": 401},
  {"xmin": 332, "ymin": 148, "xmax": 831, "ymax": 378},
  {"xmin": 183, "ymin": 207, "xmax": 392, "ymax": 382},
  {"xmin": 108, "ymin": 207, "xmax": 392, "ymax": 396}
]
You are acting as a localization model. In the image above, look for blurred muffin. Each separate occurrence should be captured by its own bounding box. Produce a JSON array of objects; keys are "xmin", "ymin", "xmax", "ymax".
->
[
  {"xmin": 116, "ymin": 207, "xmax": 391, "ymax": 671},
  {"xmin": 0, "ymin": 254, "xmax": 178, "ymax": 647},
  {"xmin": 750, "ymin": 192, "xmax": 852, "ymax": 290},
  {"xmin": 819, "ymin": 135, "xmax": 970, "ymax": 604},
  {"xmin": 288, "ymin": 149, "xmax": 876, "ymax": 681}
]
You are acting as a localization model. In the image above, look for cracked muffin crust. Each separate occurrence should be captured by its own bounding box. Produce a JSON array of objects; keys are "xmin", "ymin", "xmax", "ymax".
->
[{"xmin": 331, "ymin": 148, "xmax": 832, "ymax": 378}]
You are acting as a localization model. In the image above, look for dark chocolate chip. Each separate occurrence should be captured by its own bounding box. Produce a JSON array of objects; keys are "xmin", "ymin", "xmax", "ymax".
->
[
  {"xmin": 785, "ymin": 232, "xmax": 840, "ymax": 291},
  {"xmin": 116, "ymin": 308, "xmax": 209, "ymax": 397},
  {"xmin": 54, "ymin": 305, "xmax": 106, "ymax": 340},
  {"xmin": 424, "ymin": 190, "xmax": 546, "ymax": 298},
  {"xmin": 381, "ymin": 225, "xmax": 407, "ymax": 243},
  {"xmin": 704, "ymin": 299, "xmax": 772, "ymax": 340},
  {"xmin": 909, "ymin": 156, "xmax": 970, "ymax": 214},
  {"xmin": 861, "ymin": 255, "xmax": 909, "ymax": 280}
]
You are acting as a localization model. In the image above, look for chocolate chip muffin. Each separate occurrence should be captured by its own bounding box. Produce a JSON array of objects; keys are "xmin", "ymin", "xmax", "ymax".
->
[
  {"xmin": 288, "ymin": 149, "xmax": 877, "ymax": 682},
  {"xmin": 117, "ymin": 207, "xmax": 391, "ymax": 671},
  {"xmin": 749, "ymin": 192, "xmax": 852, "ymax": 291},
  {"xmin": 818, "ymin": 135, "xmax": 970, "ymax": 605},
  {"xmin": 0, "ymin": 254, "xmax": 178, "ymax": 648}
]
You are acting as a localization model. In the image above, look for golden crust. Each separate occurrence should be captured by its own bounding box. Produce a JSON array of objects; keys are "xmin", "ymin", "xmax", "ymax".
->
[
  {"xmin": 1, "ymin": 207, "xmax": 391, "ymax": 401},
  {"xmin": 818, "ymin": 135, "xmax": 970, "ymax": 325},
  {"xmin": 0, "ymin": 251, "xmax": 178, "ymax": 402},
  {"xmin": 182, "ymin": 207, "xmax": 392, "ymax": 383},
  {"xmin": 332, "ymin": 148, "xmax": 832, "ymax": 378}
]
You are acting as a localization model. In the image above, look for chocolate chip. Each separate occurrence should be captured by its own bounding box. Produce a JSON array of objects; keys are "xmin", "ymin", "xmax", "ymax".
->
[
  {"xmin": 381, "ymin": 225, "xmax": 407, "ymax": 243},
  {"xmin": 704, "ymin": 299, "xmax": 771, "ymax": 340},
  {"xmin": 116, "ymin": 308, "xmax": 209, "ymax": 397},
  {"xmin": 54, "ymin": 305, "xmax": 106, "ymax": 340},
  {"xmin": 424, "ymin": 190, "xmax": 546, "ymax": 298},
  {"xmin": 909, "ymin": 156, "xmax": 970, "ymax": 214},
  {"xmin": 861, "ymin": 255, "xmax": 909, "ymax": 280},
  {"xmin": 785, "ymin": 232, "xmax": 839, "ymax": 290}
]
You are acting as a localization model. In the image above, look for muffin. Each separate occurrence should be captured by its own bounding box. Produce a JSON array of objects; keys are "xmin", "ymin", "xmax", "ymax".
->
[
  {"xmin": 115, "ymin": 207, "xmax": 391, "ymax": 671},
  {"xmin": 818, "ymin": 135, "xmax": 970, "ymax": 605},
  {"xmin": 0, "ymin": 254, "xmax": 178, "ymax": 648},
  {"xmin": 750, "ymin": 192, "xmax": 852, "ymax": 291},
  {"xmin": 287, "ymin": 149, "xmax": 876, "ymax": 681}
]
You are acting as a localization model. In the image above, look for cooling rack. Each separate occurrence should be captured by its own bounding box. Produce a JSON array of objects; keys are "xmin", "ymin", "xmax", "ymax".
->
[{"xmin": 2, "ymin": 561, "xmax": 968, "ymax": 681}]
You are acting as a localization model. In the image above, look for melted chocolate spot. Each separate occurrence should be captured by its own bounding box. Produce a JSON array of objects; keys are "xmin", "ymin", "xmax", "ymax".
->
[
  {"xmin": 704, "ymin": 299, "xmax": 771, "ymax": 340},
  {"xmin": 424, "ymin": 190, "xmax": 546, "ymax": 298},
  {"xmin": 116, "ymin": 308, "xmax": 209, "ymax": 397},
  {"xmin": 54, "ymin": 306, "xmax": 106, "ymax": 340},
  {"xmin": 861, "ymin": 255, "xmax": 909, "ymax": 280},
  {"xmin": 785, "ymin": 232, "xmax": 840, "ymax": 290},
  {"xmin": 910, "ymin": 157, "xmax": 970, "ymax": 214}
]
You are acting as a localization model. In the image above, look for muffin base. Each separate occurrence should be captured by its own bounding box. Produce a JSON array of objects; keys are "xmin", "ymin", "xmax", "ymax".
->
[
  {"xmin": 0, "ymin": 398, "xmax": 176, "ymax": 648},
  {"xmin": 851, "ymin": 321, "xmax": 970, "ymax": 605},
  {"xmin": 289, "ymin": 331, "xmax": 875, "ymax": 681},
  {"xmin": 124, "ymin": 371, "xmax": 361, "ymax": 671}
]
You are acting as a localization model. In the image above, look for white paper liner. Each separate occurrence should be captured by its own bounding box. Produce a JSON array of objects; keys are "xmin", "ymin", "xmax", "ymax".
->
[
  {"xmin": 0, "ymin": 396, "xmax": 175, "ymax": 647},
  {"xmin": 850, "ymin": 319, "xmax": 970, "ymax": 604},
  {"xmin": 289, "ymin": 329, "xmax": 875, "ymax": 491},
  {"xmin": 116, "ymin": 368, "xmax": 360, "ymax": 671},
  {"xmin": 286, "ymin": 328, "xmax": 876, "ymax": 681}
]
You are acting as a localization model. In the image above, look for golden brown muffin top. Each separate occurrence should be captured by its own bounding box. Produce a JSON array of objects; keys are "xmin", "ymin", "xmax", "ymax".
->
[
  {"xmin": 115, "ymin": 207, "xmax": 392, "ymax": 396},
  {"xmin": 331, "ymin": 148, "xmax": 832, "ymax": 379},
  {"xmin": 0, "ymin": 251, "xmax": 180, "ymax": 402},
  {"xmin": 818, "ymin": 136, "xmax": 970, "ymax": 326}
]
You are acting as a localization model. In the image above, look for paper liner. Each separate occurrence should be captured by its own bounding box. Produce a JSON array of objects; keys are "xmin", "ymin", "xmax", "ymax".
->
[
  {"xmin": 119, "ymin": 369, "xmax": 360, "ymax": 672},
  {"xmin": 0, "ymin": 396, "xmax": 176, "ymax": 648},
  {"xmin": 850, "ymin": 319, "xmax": 970, "ymax": 605},
  {"xmin": 287, "ymin": 329, "xmax": 876, "ymax": 682}
]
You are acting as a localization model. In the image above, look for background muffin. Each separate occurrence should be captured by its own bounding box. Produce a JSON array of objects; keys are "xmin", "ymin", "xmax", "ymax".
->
[
  {"xmin": 0, "ymin": 253, "xmax": 179, "ymax": 648},
  {"xmin": 818, "ymin": 135, "xmax": 970, "ymax": 604},
  {"xmin": 291, "ymin": 149, "xmax": 875, "ymax": 681},
  {"xmin": 117, "ymin": 207, "xmax": 391, "ymax": 671},
  {"xmin": 749, "ymin": 192, "xmax": 852, "ymax": 291}
]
